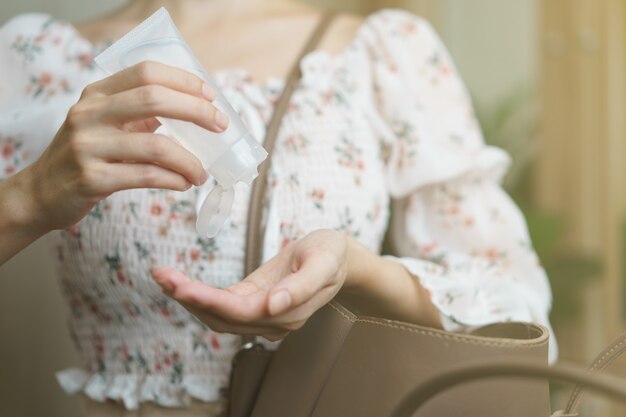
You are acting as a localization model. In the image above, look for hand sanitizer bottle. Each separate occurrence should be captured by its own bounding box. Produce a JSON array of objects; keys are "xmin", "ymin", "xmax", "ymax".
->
[{"xmin": 94, "ymin": 7, "xmax": 267, "ymax": 237}]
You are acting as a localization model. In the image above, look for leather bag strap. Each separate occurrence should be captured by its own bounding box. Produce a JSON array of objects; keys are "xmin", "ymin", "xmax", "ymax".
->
[
  {"xmin": 389, "ymin": 359, "xmax": 626, "ymax": 417},
  {"xmin": 241, "ymin": 11, "xmax": 336, "ymax": 345},
  {"xmin": 563, "ymin": 331, "xmax": 626, "ymax": 414}
]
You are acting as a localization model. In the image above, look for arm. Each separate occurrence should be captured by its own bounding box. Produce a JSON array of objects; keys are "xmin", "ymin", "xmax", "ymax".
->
[
  {"xmin": 0, "ymin": 169, "xmax": 44, "ymax": 264},
  {"xmin": 340, "ymin": 238, "xmax": 442, "ymax": 328},
  {"xmin": 0, "ymin": 61, "xmax": 229, "ymax": 267},
  {"xmin": 151, "ymin": 228, "xmax": 443, "ymax": 344},
  {"xmin": 363, "ymin": 10, "xmax": 553, "ymax": 350}
]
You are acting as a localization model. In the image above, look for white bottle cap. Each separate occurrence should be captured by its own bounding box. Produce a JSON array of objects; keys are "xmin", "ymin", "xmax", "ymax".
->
[
  {"xmin": 196, "ymin": 185, "xmax": 235, "ymax": 238},
  {"xmin": 210, "ymin": 133, "xmax": 268, "ymax": 188},
  {"xmin": 195, "ymin": 133, "xmax": 267, "ymax": 237}
]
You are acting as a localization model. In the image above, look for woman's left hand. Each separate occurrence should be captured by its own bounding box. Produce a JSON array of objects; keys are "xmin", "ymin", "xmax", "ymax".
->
[{"xmin": 151, "ymin": 229, "xmax": 351, "ymax": 341}]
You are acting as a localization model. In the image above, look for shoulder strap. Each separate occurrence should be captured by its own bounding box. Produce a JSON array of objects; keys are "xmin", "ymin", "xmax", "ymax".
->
[
  {"xmin": 240, "ymin": 11, "xmax": 336, "ymax": 346},
  {"xmin": 244, "ymin": 10, "xmax": 336, "ymax": 277}
]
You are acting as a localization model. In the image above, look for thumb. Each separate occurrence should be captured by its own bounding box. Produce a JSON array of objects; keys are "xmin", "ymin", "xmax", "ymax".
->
[{"xmin": 266, "ymin": 254, "xmax": 336, "ymax": 316}]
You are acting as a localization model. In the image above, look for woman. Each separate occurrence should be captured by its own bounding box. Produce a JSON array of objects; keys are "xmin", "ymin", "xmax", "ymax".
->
[{"xmin": 0, "ymin": 0, "xmax": 555, "ymax": 415}]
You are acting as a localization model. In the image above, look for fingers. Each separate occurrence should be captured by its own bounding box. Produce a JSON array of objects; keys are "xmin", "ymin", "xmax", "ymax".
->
[
  {"xmin": 151, "ymin": 266, "xmax": 312, "ymax": 337},
  {"xmin": 123, "ymin": 117, "xmax": 162, "ymax": 133},
  {"xmin": 100, "ymin": 85, "xmax": 229, "ymax": 133},
  {"xmin": 87, "ymin": 161, "xmax": 192, "ymax": 195},
  {"xmin": 267, "ymin": 285, "xmax": 336, "ymax": 325},
  {"xmin": 78, "ymin": 61, "xmax": 229, "ymax": 133},
  {"xmin": 182, "ymin": 303, "xmax": 281, "ymax": 336},
  {"xmin": 266, "ymin": 254, "xmax": 339, "ymax": 316},
  {"xmin": 152, "ymin": 267, "xmax": 283, "ymax": 335},
  {"xmin": 152, "ymin": 267, "xmax": 265, "ymax": 322},
  {"xmin": 85, "ymin": 61, "xmax": 216, "ymax": 101},
  {"xmin": 94, "ymin": 133, "xmax": 207, "ymax": 186}
]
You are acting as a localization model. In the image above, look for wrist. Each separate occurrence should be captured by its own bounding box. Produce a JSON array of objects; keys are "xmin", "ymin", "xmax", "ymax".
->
[
  {"xmin": 342, "ymin": 238, "xmax": 404, "ymax": 294},
  {"xmin": 342, "ymin": 237, "xmax": 372, "ymax": 293},
  {"xmin": 338, "ymin": 238, "xmax": 443, "ymax": 328},
  {"xmin": 1, "ymin": 166, "xmax": 48, "ymax": 237},
  {"xmin": 338, "ymin": 238, "xmax": 387, "ymax": 311}
]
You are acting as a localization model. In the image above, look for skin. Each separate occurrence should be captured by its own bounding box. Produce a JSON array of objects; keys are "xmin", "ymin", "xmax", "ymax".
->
[
  {"xmin": 0, "ymin": 61, "xmax": 224, "ymax": 261},
  {"xmin": 0, "ymin": 0, "xmax": 442, "ymax": 344}
]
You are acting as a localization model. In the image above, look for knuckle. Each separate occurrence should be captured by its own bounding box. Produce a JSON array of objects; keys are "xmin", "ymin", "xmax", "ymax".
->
[
  {"xmin": 66, "ymin": 103, "xmax": 88, "ymax": 128},
  {"xmin": 138, "ymin": 85, "xmax": 164, "ymax": 108},
  {"xmin": 179, "ymin": 73, "xmax": 195, "ymax": 91},
  {"xmin": 68, "ymin": 133, "xmax": 90, "ymax": 156},
  {"xmin": 149, "ymin": 135, "xmax": 169, "ymax": 159},
  {"xmin": 134, "ymin": 61, "xmax": 159, "ymax": 83},
  {"xmin": 139, "ymin": 165, "xmax": 160, "ymax": 187},
  {"xmin": 76, "ymin": 164, "xmax": 98, "ymax": 194},
  {"xmin": 186, "ymin": 74, "xmax": 203, "ymax": 94},
  {"xmin": 80, "ymin": 83, "xmax": 98, "ymax": 99}
]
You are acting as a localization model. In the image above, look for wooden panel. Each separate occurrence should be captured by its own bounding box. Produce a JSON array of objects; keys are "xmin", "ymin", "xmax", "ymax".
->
[
  {"xmin": 539, "ymin": 0, "xmax": 626, "ymax": 414},
  {"xmin": 604, "ymin": 0, "xmax": 626, "ymax": 335},
  {"xmin": 536, "ymin": 0, "xmax": 577, "ymax": 234},
  {"xmin": 604, "ymin": 4, "xmax": 626, "ymax": 415},
  {"xmin": 539, "ymin": 0, "xmax": 624, "ymax": 318},
  {"xmin": 574, "ymin": 0, "xmax": 605, "ymax": 253}
]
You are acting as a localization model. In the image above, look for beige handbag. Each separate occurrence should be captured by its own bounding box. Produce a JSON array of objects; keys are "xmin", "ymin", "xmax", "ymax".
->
[
  {"xmin": 391, "ymin": 332, "xmax": 626, "ymax": 416},
  {"xmin": 225, "ymin": 10, "xmax": 626, "ymax": 417}
]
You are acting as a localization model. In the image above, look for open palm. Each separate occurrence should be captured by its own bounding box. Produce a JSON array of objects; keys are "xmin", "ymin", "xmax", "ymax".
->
[{"xmin": 152, "ymin": 229, "xmax": 349, "ymax": 341}]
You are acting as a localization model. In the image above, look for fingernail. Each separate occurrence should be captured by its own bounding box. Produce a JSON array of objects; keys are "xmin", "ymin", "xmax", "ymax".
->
[
  {"xmin": 160, "ymin": 282, "xmax": 175, "ymax": 295},
  {"xmin": 198, "ymin": 170, "xmax": 208, "ymax": 185},
  {"xmin": 202, "ymin": 83, "xmax": 216, "ymax": 101},
  {"xmin": 268, "ymin": 290, "xmax": 291, "ymax": 316},
  {"xmin": 151, "ymin": 267, "xmax": 163, "ymax": 279},
  {"xmin": 152, "ymin": 269, "xmax": 172, "ymax": 291},
  {"xmin": 215, "ymin": 110, "xmax": 229, "ymax": 131}
]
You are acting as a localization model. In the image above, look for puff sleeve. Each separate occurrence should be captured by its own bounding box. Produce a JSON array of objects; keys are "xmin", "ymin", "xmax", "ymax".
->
[
  {"xmin": 0, "ymin": 13, "xmax": 100, "ymax": 179},
  {"xmin": 363, "ymin": 10, "xmax": 556, "ymax": 361}
]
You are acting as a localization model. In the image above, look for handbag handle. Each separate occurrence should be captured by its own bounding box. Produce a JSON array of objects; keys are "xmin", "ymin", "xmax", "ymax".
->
[
  {"xmin": 389, "ymin": 358, "xmax": 626, "ymax": 417},
  {"xmin": 240, "ymin": 11, "xmax": 337, "ymax": 346},
  {"xmin": 563, "ymin": 331, "xmax": 626, "ymax": 414}
]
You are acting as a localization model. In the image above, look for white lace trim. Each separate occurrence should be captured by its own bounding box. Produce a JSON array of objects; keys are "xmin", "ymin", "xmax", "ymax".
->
[{"xmin": 56, "ymin": 368, "xmax": 224, "ymax": 410}]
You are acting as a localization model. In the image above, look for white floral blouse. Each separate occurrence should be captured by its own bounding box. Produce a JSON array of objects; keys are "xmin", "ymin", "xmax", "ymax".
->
[{"xmin": 0, "ymin": 9, "xmax": 556, "ymax": 413}]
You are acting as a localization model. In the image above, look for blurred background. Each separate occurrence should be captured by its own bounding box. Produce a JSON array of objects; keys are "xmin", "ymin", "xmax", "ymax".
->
[{"xmin": 1, "ymin": 0, "xmax": 625, "ymax": 416}]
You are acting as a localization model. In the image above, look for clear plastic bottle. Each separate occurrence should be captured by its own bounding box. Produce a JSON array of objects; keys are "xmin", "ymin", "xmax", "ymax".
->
[{"xmin": 94, "ymin": 7, "xmax": 267, "ymax": 237}]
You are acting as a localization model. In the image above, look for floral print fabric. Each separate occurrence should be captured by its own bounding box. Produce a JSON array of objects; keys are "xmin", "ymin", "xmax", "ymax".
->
[{"xmin": 0, "ymin": 9, "xmax": 555, "ymax": 412}]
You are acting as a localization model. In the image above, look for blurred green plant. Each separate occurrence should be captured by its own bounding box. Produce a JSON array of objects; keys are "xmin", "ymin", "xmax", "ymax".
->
[{"xmin": 473, "ymin": 85, "xmax": 602, "ymax": 324}]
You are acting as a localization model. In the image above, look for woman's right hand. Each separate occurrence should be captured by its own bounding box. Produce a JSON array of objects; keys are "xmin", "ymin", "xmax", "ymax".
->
[{"xmin": 19, "ymin": 60, "xmax": 229, "ymax": 234}]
